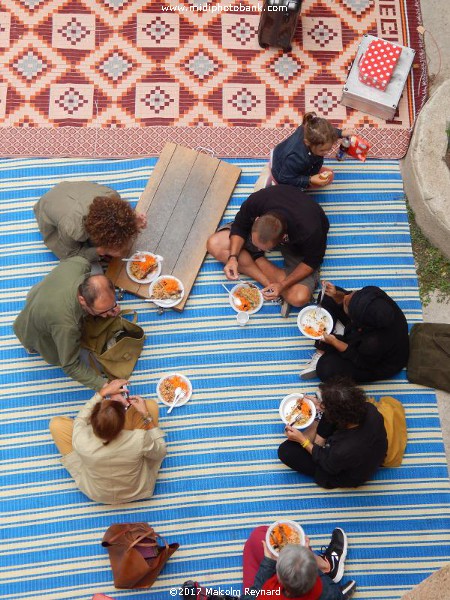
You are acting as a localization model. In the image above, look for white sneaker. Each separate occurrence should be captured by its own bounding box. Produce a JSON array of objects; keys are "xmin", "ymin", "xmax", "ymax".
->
[{"xmin": 300, "ymin": 351, "xmax": 322, "ymax": 380}]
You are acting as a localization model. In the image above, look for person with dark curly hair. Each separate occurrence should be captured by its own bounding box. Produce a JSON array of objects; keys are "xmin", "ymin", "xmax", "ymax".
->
[
  {"xmin": 278, "ymin": 378, "xmax": 387, "ymax": 488},
  {"xmin": 34, "ymin": 181, "xmax": 147, "ymax": 262}
]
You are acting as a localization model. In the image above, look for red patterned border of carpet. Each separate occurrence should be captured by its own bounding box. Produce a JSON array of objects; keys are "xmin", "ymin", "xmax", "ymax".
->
[{"xmin": 0, "ymin": 0, "xmax": 427, "ymax": 159}]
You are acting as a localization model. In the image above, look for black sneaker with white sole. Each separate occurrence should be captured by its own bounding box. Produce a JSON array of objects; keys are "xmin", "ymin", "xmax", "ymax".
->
[
  {"xmin": 340, "ymin": 579, "xmax": 356, "ymax": 598},
  {"xmin": 181, "ymin": 581, "xmax": 208, "ymax": 599},
  {"xmin": 321, "ymin": 527, "xmax": 348, "ymax": 583}
]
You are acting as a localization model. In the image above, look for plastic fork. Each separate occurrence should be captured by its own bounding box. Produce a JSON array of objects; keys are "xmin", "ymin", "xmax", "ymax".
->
[
  {"xmin": 221, "ymin": 283, "xmax": 242, "ymax": 307},
  {"xmin": 314, "ymin": 281, "xmax": 327, "ymax": 318},
  {"xmin": 167, "ymin": 388, "xmax": 186, "ymax": 414},
  {"xmin": 122, "ymin": 256, "xmax": 145, "ymax": 263}
]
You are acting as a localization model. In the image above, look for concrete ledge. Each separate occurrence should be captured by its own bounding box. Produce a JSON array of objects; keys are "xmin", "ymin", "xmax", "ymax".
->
[
  {"xmin": 400, "ymin": 563, "xmax": 450, "ymax": 600},
  {"xmin": 401, "ymin": 80, "xmax": 450, "ymax": 260}
]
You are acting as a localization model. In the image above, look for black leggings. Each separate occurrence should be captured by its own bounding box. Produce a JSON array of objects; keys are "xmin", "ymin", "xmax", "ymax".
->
[
  {"xmin": 314, "ymin": 292, "xmax": 398, "ymax": 383},
  {"xmin": 316, "ymin": 349, "xmax": 375, "ymax": 382},
  {"xmin": 278, "ymin": 416, "xmax": 335, "ymax": 476}
]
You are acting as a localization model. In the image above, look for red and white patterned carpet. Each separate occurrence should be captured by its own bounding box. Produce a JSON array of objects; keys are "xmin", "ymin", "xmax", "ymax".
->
[{"xmin": 0, "ymin": 0, "xmax": 426, "ymax": 157}]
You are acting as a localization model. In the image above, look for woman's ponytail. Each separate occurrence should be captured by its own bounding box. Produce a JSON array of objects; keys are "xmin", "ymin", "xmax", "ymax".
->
[{"xmin": 303, "ymin": 112, "xmax": 339, "ymax": 146}]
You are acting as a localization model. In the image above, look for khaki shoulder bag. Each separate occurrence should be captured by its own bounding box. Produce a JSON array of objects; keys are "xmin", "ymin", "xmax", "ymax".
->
[
  {"xmin": 80, "ymin": 309, "xmax": 145, "ymax": 380},
  {"xmin": 408, "ymin": 323, "xmax": 450, "ymax": 392}
]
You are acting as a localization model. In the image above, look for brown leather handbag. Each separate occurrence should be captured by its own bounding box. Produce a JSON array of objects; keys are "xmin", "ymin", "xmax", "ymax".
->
[{"xmin": 102, "ymin": 523, "xmax": 179, "ymax": 589}]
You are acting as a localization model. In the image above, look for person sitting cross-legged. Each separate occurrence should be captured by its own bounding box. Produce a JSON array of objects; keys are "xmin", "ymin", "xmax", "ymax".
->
[
  {"xmin": 207, "ymin": 185, "xmax": 329, "ymax": 310},
  {"xmin": 181, "ymin": 525, "xmax": 355, "ymax": 599},
  {"xmin": 49, "ymin": 379, "xmax": 166, "ymax": 504},
  {"xmin": 278, "ymin": 378, "xmax": 388, "ymax": 489},
  {"xmin": 300, "ymin": 282, "xmax": 409, "ymax": 382}
]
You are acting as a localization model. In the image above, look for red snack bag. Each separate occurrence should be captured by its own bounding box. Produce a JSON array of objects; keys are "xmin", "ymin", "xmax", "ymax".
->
[
  {"xmin": 92, "ymin": 595, "xmax": 115, "ymax": 600},
  {"xmin": 346, "ymin": 135, "xmax": 370, "ymax": 162},
  {"xmin": 359, "ymin": 38, "xmax": 402, "ymax": 91}
]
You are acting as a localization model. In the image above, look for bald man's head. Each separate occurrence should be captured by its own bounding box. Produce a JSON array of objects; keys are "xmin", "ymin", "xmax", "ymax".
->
[{"xmin": 77, "ymin": 275, "xmax": 119, "ymax": 317}]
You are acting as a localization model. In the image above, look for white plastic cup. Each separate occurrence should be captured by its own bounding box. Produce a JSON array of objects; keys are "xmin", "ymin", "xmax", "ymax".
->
[{"xmin": 236, "ymin": 311, "xmax": 249, "ymax": 326}]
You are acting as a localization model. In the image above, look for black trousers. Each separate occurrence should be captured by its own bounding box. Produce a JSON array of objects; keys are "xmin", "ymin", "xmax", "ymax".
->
[{"xmin": 278, "ymin": 416, "xmax": 335, "ymax": 476}]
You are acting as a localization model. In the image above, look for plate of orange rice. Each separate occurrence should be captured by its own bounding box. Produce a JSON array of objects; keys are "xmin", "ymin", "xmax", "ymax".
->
[
  {"xmin": 266, "ymin": 520, "xmax": 306, "ymax": 556},
  {"xmin": 148, "ymin": 275, "xmax": 184, "ymax": 308},
  {"xmin": 126, "ymin": 251, "xmax": 162, "ymax": 284},
  {"xmin": 156, "ymin": 373, "xmax": 192, "ymax": 407},
  {"xmin": 297, "ymin": 306, "xmax": 333, "ymax": 339},
  {"xmin": 279, "ymin": 393, "xmax": 316, "ymax": 429},
  {"xmin": 229, "ymin": 283, "xmax": 263, "ymax": 314}
]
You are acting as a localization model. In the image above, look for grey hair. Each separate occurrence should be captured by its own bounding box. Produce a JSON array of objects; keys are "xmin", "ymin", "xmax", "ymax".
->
[
  {"xmin": 78, "ymin": 275, "xmax": 115, "ymax": 307},
  {"xmin": 276, "ymin": 544, "xmax": 318, "ymax": 596}
]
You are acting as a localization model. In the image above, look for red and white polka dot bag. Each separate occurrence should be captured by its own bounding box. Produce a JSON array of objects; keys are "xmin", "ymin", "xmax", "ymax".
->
[{"xmin": 358, "ymin": 38, "xmax": 402, "ymax": 91}]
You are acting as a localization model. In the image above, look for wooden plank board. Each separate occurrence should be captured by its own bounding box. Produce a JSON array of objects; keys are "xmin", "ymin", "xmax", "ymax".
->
[
  {"xmin": 105, "ymin": 142, "xmax": 178, "ymax": 288},
  {"xmin": 107, "ymin": 144, "xmax": 202, "ymax": 296},
  {"xmin": 153, "ymin": 151, "xmax": 220, "ymax": 272},
  {"xmin": 106, "ymin": 143, "xmax": 241, "ymax": 311},
  {"xmin": 171, "ymin": 161, "xmax": 241, "ymax": 311},
  {"xmin": 137, "ymin": 144, "xmax": 202, "ymax": 254}
]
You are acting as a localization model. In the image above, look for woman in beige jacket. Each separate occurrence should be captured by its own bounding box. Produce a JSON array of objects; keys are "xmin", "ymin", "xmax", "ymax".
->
[{"xmin": 50, "ymin": 379, "xmax": 167, "ymax": 504}]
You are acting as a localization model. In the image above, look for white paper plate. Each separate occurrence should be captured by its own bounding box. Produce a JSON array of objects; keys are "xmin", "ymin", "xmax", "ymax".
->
[
  {"xmin": 148, "ymin": 276, "xmax": 184, "ymax": 308},
  {"xmin": 279, "ymin": 393, "xmax": 316, "ymax": 429},
  {"xmin": 228, "ymin": 283, "xmax": 263, "ymax": 314},
  {"xmin": 126, "ymin": 252, "xmax": 162, "ymax": 284},
  {"xmin": 266, "ymin": 520, "xmax": 306, "ymax": 556},
  {"xmin": 297, "ymin": 306, "xmax": 333, "ymax": 339},
  {"xmin": 156, "ymin": 373, "xmax": 192, "ymax": 407}
]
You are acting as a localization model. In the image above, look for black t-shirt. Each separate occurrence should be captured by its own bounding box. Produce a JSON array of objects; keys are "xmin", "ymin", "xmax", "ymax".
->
[
  {"xmin": 230, "ymin": 185, "xmax": 329, "ymax": 270},
  {"xmin": 311, "ymin": 403, "xmax": 388, "ymax": 488}
]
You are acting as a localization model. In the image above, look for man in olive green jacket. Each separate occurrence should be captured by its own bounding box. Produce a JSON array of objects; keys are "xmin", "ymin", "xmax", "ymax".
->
[{"xmin": 13, "ymin": 257, "xmax": 120, "ymax": 391}]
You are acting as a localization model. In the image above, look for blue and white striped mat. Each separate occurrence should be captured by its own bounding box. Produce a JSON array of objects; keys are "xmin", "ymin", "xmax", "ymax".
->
[{"xmin": 1, "ymin": 158, "xmax": 449, "ymax": 600}]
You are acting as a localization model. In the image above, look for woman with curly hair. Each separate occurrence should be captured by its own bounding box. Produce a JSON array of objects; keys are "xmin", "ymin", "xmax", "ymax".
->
[
  {"xmin": 34, "ymin": 181, "xmax": 147, "ymax": 262},
  {"xmin": 278, "ymin": 377, "xmax": 387, "ymax": 488}
]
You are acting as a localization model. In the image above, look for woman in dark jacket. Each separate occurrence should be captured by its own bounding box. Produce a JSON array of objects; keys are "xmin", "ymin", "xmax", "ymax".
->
[
  {"xmin": 300, "ymin": 282, "xmax": 409, "ymax": 382},
  {"xmin": 278, "ymin": 378, "xmax": 388, "ymax": 488}
]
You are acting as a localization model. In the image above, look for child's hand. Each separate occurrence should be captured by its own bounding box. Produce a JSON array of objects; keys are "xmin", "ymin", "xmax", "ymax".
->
[
  {"xmin": 129, "ymin": 395, "xmax": 148, "ymax": 415},
  {"xmin": 310, "ymin": 173, "xmax": 330, "ymax": 187},
  {"xmin": 284, "ymin": 425, "xmax": 305, "ymax": 443},
  {"xmin": 322, "ymin": 280, "xmax": 337, "ymax": 299}
]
